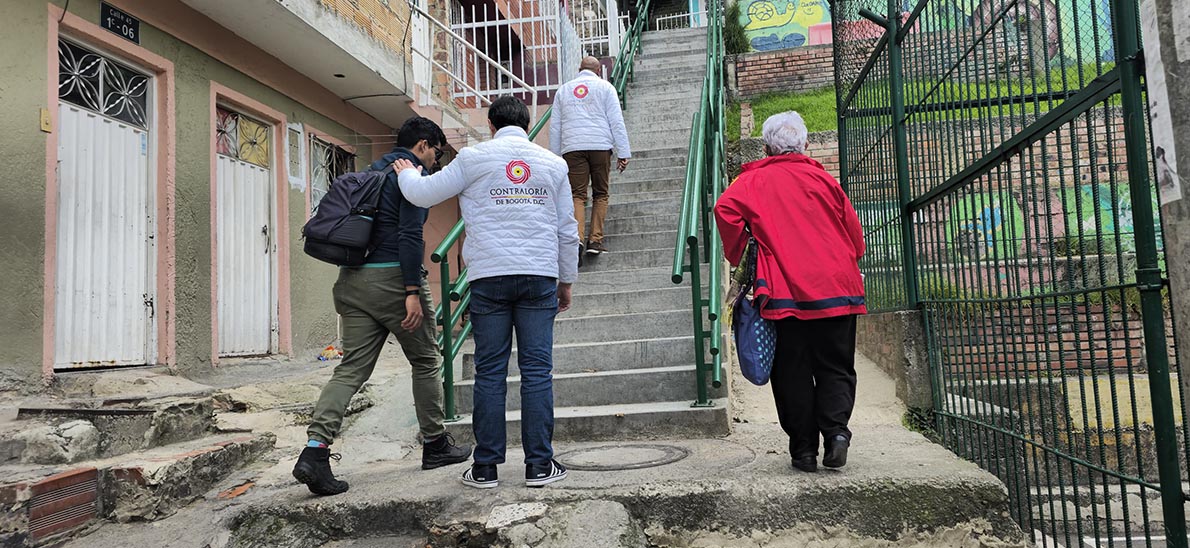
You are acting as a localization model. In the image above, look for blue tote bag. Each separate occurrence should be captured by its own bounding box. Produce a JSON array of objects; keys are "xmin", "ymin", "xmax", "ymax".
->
[{"xmin": 732, "ymin": 237, "xmax": 776, "ymax": 386}]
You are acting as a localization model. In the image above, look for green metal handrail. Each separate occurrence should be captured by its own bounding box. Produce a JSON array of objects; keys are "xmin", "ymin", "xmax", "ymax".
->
[
  {"xmin": 430, "ymin": 0, "xmax": 654, "ymax": 421},
  {"xmin": 672, "ymin": 0, "xmax": 725, "ymax": 407}
]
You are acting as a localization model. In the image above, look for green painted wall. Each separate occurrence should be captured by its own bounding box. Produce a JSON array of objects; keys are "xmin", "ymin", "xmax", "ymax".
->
[{"xmin": 1, "ymin": 0, "xmax": 382, "ymax": 389}]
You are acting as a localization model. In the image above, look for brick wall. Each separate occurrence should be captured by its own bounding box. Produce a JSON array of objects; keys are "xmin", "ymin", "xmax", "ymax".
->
[
  {"xmin": 319, "ymin": 0, "xmax": 412, "ymax": 61},
  {"xmin": 733, "ymin": 45, "xmax": 835, "ymax": 98}
]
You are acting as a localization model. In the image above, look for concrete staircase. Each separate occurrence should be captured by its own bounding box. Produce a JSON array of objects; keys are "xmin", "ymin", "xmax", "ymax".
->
[{"xmin": 447, "ymin": 26, "xmax": 729, "ymax": 443}]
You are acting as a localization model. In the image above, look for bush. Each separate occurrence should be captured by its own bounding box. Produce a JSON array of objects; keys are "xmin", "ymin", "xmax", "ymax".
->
[{"xmin": 724, "ymin": 2, "xmax": 750, "ymax": 56}]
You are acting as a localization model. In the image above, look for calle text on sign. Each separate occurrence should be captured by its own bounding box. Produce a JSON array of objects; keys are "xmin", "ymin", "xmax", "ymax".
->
[{"xmin": 100, "ymin": 3, "xmax": 140, "ymax": 44}]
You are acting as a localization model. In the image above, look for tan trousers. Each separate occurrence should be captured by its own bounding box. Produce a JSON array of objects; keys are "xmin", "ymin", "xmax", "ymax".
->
[{"xmin": 564, "ymin": 150, "xmax": 612, "ymax": 245}]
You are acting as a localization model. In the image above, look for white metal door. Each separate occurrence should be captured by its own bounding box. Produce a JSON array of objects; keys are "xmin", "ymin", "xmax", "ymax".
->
[
  {"xmin": 55, "ymin": 38, "xmax": 155, "ymax": 369},
  {"xmin": 215, "ymin": 108, "xmax": 274, "ymax": 356}
]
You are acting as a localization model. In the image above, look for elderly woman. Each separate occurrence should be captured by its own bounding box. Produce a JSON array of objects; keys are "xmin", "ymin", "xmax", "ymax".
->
[{"xmin": 714, "ymin": 111, "xmax": 866, "ymax": 473}]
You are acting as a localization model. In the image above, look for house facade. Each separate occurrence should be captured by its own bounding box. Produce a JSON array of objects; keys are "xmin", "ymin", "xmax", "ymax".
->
[{"xmin": 0, "ymin": 0, "xmax": 483, "ymax": 389}]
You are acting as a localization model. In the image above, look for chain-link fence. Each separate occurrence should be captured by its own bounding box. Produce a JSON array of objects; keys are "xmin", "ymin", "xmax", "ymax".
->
[{"xmin": 834, "ymin": 0, "xmax": 1189, "ymax": 545}]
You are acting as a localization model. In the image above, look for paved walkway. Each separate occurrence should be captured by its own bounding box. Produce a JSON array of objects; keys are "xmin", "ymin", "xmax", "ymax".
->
[{"xmin": 60, "ymin": 351, "xmax": 1024, "ymax": 547}]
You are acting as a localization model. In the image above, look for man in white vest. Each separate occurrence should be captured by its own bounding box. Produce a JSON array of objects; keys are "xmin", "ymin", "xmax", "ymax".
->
[
  {"xmin": 395, "ymin": 96, "xmax": 580, "ymax": 490},
  {"xmin": 551, "ymin": 56, "xmax": 632, "ymax": 260}
]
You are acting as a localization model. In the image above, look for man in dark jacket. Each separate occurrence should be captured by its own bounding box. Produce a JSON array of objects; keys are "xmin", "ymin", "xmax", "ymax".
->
[{"xmin": 293, "ymin": 117, "xmax": 471, "ymax": 496}]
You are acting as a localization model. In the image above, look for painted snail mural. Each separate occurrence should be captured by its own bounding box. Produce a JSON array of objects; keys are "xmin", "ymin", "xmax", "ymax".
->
[{"xmin": 736, "ymin": 0, "xmax": 1115, "ymax": 59}]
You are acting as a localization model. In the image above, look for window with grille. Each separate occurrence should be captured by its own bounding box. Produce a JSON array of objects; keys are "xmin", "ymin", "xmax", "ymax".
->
[{"xmin": 309, "ymin": 136, "xmax": 355, "ymax": 213}]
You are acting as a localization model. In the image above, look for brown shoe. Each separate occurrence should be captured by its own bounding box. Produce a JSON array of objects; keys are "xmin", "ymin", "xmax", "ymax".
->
[{"xmin": 587, "ymin": 242, "xmax": 608, "ymax": 255}]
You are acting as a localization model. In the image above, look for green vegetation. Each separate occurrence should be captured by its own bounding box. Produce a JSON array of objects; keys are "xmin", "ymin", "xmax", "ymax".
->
[
  {"xmin": 902, "ymin": 408, "xmax": 939, "ymax": 442},
  {"xmin": 724, "ymin": 2, "xmax": 750, "ymax": 56},
  {"xmin": 725, "ymin": 63, "xmax": 1116, "ymax": 142},
  {"xmin": 727, "ymin": 87, "xmax": 839, "ymax": 141}
]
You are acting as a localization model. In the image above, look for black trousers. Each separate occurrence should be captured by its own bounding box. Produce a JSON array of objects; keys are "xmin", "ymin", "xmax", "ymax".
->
[{"xmin": 770, "ymin": 314, "xmax": 858, "ymax": 458}]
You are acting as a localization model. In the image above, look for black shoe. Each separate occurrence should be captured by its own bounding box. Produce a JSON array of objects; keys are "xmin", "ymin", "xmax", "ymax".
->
[
  {"xmin": 791, "ymin": 455, "xmax": 818, "ymax": 473},
  {"xmin": 292, "ymin": 446, "xmax": 349, "ymax": 496},
  {"xmin": 578, "ymin": 243, "xmax": 586, "ymax": 268},
  {"xmin": 587, "ymin": 241, "xmax": 607, "ymax": 255},
  {"xmin": 462, "ymin": 463, "xmax": 499, "ymax": 489},
  {"xmin": 526, "ymin": 459, "xmax": 568, "ymax": 487},
  {"xmin": 422, "ymin": 433, "xmax": 473, "ymax": 470},
  {"xmin": 823, "ymin": 435, "xmax": 850, "ymax": 469}
]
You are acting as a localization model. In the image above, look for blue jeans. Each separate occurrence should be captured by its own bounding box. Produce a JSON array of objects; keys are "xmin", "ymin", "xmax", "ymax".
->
[{"xmin": 468, "ymin": 275, "xmax": 559, "ymax": 466}]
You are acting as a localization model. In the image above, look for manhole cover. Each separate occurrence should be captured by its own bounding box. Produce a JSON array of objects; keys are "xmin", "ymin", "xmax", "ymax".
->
[{"xmin": 555, "ymin": 444, "xmax": 690, "ymax": 471}]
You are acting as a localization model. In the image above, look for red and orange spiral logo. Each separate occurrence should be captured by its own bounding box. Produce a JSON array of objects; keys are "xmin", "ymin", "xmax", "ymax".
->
[
  {"xmin": 506, "ymin": 160, "xmax": 531, "ymax": 184},
  {"xmin": 574, "ymin": 84, "xmax": 589, "ymax": 99}
]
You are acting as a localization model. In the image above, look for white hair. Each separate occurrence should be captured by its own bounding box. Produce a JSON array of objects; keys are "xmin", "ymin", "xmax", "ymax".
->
[{"xmin": 761, "ymin": 111, "xmax": 808, "ymax": 155}]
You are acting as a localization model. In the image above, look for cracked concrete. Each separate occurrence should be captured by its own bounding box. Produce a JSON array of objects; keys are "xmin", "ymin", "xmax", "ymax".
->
[
  {"xmin": 14, "ymin": 419, "xmax": 99, "ymax": 464},
  {"xmin": 53, "ymin": 352, "xmax": 1026, "ymax": 548}
]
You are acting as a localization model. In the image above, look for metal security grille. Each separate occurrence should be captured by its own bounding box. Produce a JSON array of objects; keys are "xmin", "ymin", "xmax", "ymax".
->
[{"xmin": 833, "ymin": 0, "xmax": 1188, "ymax": 546}]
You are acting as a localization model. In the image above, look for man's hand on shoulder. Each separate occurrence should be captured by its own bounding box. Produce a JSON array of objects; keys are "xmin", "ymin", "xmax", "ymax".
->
[{"xmin": 394, "ymin": 158, "xmax": 423, "ymax": 173}]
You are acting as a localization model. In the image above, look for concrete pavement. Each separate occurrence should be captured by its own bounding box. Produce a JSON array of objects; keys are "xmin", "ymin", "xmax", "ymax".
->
[{"xmin": 58, "ymin": 353, "xmax": 1026, "ymax": 547}]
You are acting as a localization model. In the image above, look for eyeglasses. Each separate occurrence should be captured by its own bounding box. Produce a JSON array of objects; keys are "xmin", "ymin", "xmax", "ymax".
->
[{"xmin": 433, "ymin": 145, "xmax": 445, "ymax": 162}]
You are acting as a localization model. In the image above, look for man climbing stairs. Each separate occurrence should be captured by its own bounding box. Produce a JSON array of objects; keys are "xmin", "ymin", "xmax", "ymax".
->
[{"xmin": 448, "ymin": 26, "xmax": 730, "ymax": 443}]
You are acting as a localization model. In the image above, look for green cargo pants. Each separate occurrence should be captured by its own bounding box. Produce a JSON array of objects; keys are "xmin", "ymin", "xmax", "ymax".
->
[{"xmin": 307, "ymin": 266, "xmax": 445, "ymax": 444}]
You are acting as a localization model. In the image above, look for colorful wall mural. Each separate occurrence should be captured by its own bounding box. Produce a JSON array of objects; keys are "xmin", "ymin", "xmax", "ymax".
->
[
  {"xmin": 736, "ymin": 0, "xmax": 1115, "ymax": 61},
  {"xmin": 946, "ymin": 192, "xmax": 1026, "ymax": 260},
  {"xmin": 739, "ymin": 0, "xmax": 831, "ymax": 51}
]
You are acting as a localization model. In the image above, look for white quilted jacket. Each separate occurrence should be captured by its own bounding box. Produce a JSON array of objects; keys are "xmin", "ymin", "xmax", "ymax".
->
[
  {"xmin": 398, "ymin": 126, "xmax": 580, "ymax": 284},
  {"xmin": 550, "ymin": 70, "xmax": 632, "ymax": 158}
]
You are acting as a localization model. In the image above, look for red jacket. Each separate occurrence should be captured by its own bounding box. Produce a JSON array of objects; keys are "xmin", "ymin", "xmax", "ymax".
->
[{"xmin": 714, "ymin": 153, "xmax": 866, "ymax": 321}]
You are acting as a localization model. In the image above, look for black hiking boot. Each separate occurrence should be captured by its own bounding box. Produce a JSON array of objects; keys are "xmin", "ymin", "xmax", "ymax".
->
[
  {"xmin": 791, "ymin": 455, "xmax": 818, "ymax": 473},
  {"xmin": 422, "ymin": 433, "xmax": 473, "ymax": 470},
  {"xmin": 823, "ymin": 435, "xmax": 850, "ymax": 469},
  {"xmin": 292, "ymin": 446, "xmax": 349, "ymax": 496}
]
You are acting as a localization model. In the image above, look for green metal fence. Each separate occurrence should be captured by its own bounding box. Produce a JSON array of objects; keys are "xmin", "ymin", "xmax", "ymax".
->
[
  {"xmin": 672, "ymin": 0, "xmax": 725, "ymax": 407},
  {"xmin": 430, "ymin": 0, "xmax": 655, "ymax": 421},
  {"xmin": 834, "ymin": 0, "xmax": 1189, "ymax": 545}
]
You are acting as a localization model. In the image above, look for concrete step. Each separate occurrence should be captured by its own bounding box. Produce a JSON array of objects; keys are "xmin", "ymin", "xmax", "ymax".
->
[
  {"xmin": 626, "ymin": 146, "xmax": 694, "ymax": 160},
  {"xmin": 642, "ymin": 27, "xmax": 708, "ymax": 41},
  {"xmin": 638, "ymin": 46, "xmax": 710, "ymax": 57},
  {"xmin": 568, "ymin": 285, "xmax": 690, "ymax": 314},
  {"xmin": 623, "ymin": 114, "xmax": 694, "ymax": 128},
  {"xmin": 555, "ymin": 308, "xmax": 689, "ymax": 344},
  {"xmin": 230, "ymin": 424, "xmax": 1024, "ymax": 547},
  {"xmin": 453, "ymin": 364, "xmax": 719, "ymax": 413},
  {"xmin": 575, "ymin": 264, "xmax": 702, "ymax": 294},
  {"xmin": 609, "ymin": 189, "xmax": 682, "ymax": 206},
  {"xmin": 9, "ymin": 396, "xmax": 217, "ymax": 465},
  {"xmin": 630, "ymin": 81, "xmax": 713, "ymax": 97},
  {"xmin": 443, "ymin": 399, "xmax": 730, "ymax": 444},
  {"xmin": 619, "ymin": 154, "xmax": 687, "ymax": 170},
  {"xmin": 606, "ymin": 197, "xmax": 683, "ymax": 220},
  {"xmin": 609, "ymin": 177, "xmax": 686, "ymax": 195},
  {"xmin": 622, "ymin": 110, "xmax": 701, "ymax": 128},
  {"xmin": 462, "ymin": 335, "xmax": 696, "ymax": 379},
  {"xmin": 623, "ymin": 130, "xmax": 694, "ymax": 149},
  {"xmin": 624, "ymin": 125, "xmax": 696, "ymax": 140},
  {"xmin": 612, "ymin": 165, "xmax": 687, "ymax": 183},
  {"xmin": 579, "ymin": 247, "xmax": 674, "ymax": 272},
  {"xmin": 603, "ymin": 229, "xmax": 680, "ymax": 251},
  {"xmin": 632, "ymin": 55, "xmax": 707, "ymax": 71},
  {"xmin": 0, "ymin": 432, "xmax": 274, "ymax": 543},
  {"xmin": 601, "ymin": 213, "xmax": 680, "ymax": 236},
  {"xmin": 625, "ymin": 89, "xmax": 704, "ymax": 104},
  {"xmin": 631, "ymin": 68, "xmax": 710, "ymax": 84}
]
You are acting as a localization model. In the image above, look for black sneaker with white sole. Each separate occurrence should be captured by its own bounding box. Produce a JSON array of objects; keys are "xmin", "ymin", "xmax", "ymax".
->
[
  {"xmin": 461, "ymin": 463, "xmax": 498, "ymax": 489},
  {"xmin": 525, "ymin": 459, "xmax": 568, "ymax": 487}
]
